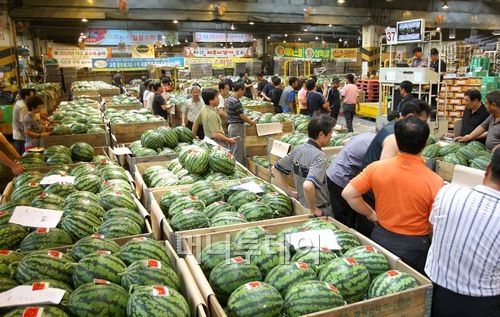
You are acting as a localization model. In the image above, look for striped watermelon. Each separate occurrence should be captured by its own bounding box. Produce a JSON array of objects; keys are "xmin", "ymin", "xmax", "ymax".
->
[
  {"xmin": 333, "ymin": 230, "xmax": 361, "ymax": 255},
  {"xmin": 70, "ymin": 142, "xmax": 95, "ymax": 162},
  {"xmin": 0, "ymin": 276, "xmax": 17, "ymax": 292},
  {"xmin": 234, "ymin": 227, "xmax": 272, "ymax": 251},
  {"xmin": 344, "ymin": 245, "xmax": 390, "ymax": 279},
  {"xmin": 23, "ymin": 279, "xmax": 73, "ymax": 302},
  {"xmin": 4, "ymin": 306, "xmax": 70, "ymax": 317},
  {"xmin": 67, "ymin": 281, "xmax": 129, "ymax": 317},
  {"xmin": 127, "ymin": 285, "xmax": 190, "ymax": 317},
  {"xmin": 120, "ymin": 259, "xmax": 180, "ymax": 291},
  {"xmin": 31, "ymin": 193, "xmax": 65, "ymax": 209},
  {"xmin": 0, "ymin": 259, "xmax": 10, "ymax": 276},
  {"xmin": 0, "ymin": 250, "xmax": 24, "ymax": 265},
  {"xmin": 141, "ymin": 130, "xmax": 166, "ymax": 150},
  {"xmin": 97, "ymin": 217, "xmax": 142, "ymax": 238},
  {"xmin": 64, "ymin": 199, "xmax": 105, "ymax": 218},
  {"xmin": 264, "ymin": 262, "xmax": 317, "ymax": 297},
  {"xmin": 209, "ymin": 149, "xmax": 236, "ymax": 175},
  {"xmin": 0, "ymin": 224, "xmax": 29, "ymax": 250},
  {"xmin": 71, "ymin": 163, "xmax": 97, "ymax": 177},
  {"xmin": 71, "ymin": 235, "xmax": 121, "ymax": 262},
  {"xmin": 189, "ymin": 180, "xmax": 214, "ymax": 196},
  {"xmin": 19, "ymin": 228, "xmax": 74, "ymax": 252},
  {"xmin": 0, "ymin": 203, "xmax": 18, "ymax": 226},
  {"xmin": 64, "ymin": 191, "xmax": 99, "ymax": 206},
  {"xmin": 168, "ymin": 196, "xmax": 205, "ymax": 218},
  {"xmin": 210, "ymin": 212, "xmax": 247, "ymax": 227},
  {"xmin": 259, "ymin": 192, "xmax": 293, "ymax": 217},
  {"xmin": 46, "ymin": 153, "xmax": 73, "ymax": 165},
  {"xmin": 209, "ymin": 257, "xmax": 262, "ymax": 303},
  {"xmin": 100, "ymin": 179, "xmax": 134, "ymax": 193},
  {"xmin": 159, "ymin": 190, "xmax": 186, "ymax": 213},
  {"xmin": 180, "ymin": 145, "xmax": 209, "ymax": 175},
  {"xmin": 10, "ymin": 182, "xmax": 44, "ymax": 204},
  {"xmin": 174, "ymin": 126, "xmax": 194, "ymax": 143},
  {"xmin": 194, "ymin": 188, "xmax": 223, "ymax": 206},
  {"xmin": 247, "ymin": 241, "xmax": 291, "ymax": 276},
  {"xmin": 238, "ymin": 201, "xmax": 274, "ymax": 221},
  {"xmin": 368, "ymin": 270, "xmax": 419, "ymax": 298},
  {"xmin": 43, "ymin": 182, "xmax": 76, "ymax": 198},
  {"xmin": 103, "ymin": 208, "xmax": 145, "ymax": 230},
  {"xmin": 227, "ymin": 190, "xmax": 260, "ymax": 209},
  {"xmin": 203, "ymin": 201, "xmax": 236, "ymax": 219},
  {"xmin": 118, "ymin": 237, "xmax": 172, "ymax": 267},
  {"xmin": 301, "ymin": 217, "xmax": 338, "ymax": 231},
  {"xmin": 283, "ymin": 280, "xmax": 346, "ymax": 316},
  {"xmin": 43, "ymin": 145, "xmax": 71, "ymax": 158},
  {"xmin": 73, "ymin": 253, "xmax": 127, "ymax": 288},
  {"xmin": 227, "ymin": 281, "xmax": 283, "ymax": 317},
  {"xmin": 291, "ymin": 247, "xmax": 338, "ymax": 272},
  {"xmin": 156, "ymin": 126, "xmax": 179, "ymax": 148},
  {"xmin": 60, "ymin": 211, "xmax": 102, "ymax": 241},
  {"xmin": 200, "ymin": 241, "xmax": 243, "ymax": 275},
  {"xmin": 13, "ymin": 171, "xmax": 43, "ymax": 188},
  {"xmin": 98, "ymin": 191, "xmax": 136, "ymax": 211},
  {"xmin": 74, "ymin": 174, "xmax": 103, "ymax": 193},
  {"xmin": 318, "ymin": 257, "xmax": 370, "ymax": 303},
  {"xmin": 14, "ymin": 250, "xmax": 76, "ymax": 285},
  {"xmin": 169, "ymin": 209, "xmax": 209, "ymax": 231}
]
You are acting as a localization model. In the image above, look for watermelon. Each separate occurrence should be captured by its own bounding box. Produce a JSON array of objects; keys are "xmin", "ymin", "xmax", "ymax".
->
[
  {"xmin": 203, "ymin": 201, "xmax": 235, "ymax": 219},
  {"xmin": 194, "ymin": 188, "xmax": 223, "ymax": 206},
  {"xmin": 264, "ymin": 262, "xmax": 317, "ymax": 297},
  {"xmin": 246, "ymin": 241, "xmax": 291, "ymax": 276},
  {"xmin": 71, "ymin": 235, "xmax": 121, "ymax": 262},
  {"xmin": 422, "ymin": 144, "xmax": 442, "ymax": 159},
  {"xmin": 0, "ymin": 224, "xmax": 29, "ymax": 250},
  {"xmin": 10, "ymin": 183, "xmax": 44, "ymax": 204},
  {"xmin": 238, "ymin": 201, "xmax": 274, "ymax": 221},
  {"xmin": 23, "ymin": 279, "xmax": 73, "ymax": 301},
  {"xmin": 283, "ymin": 280, "xmax": 346, "ymax": 316},
  {"xmin": 43, "ymin": 145, "xmax": 71, "ymax": 158},
  {"xmin": 168, "ymin": 196, "xmax": 204, "ymax": 218},
  {"xmin": 64, "ymin": 191, "xmax": 99, "ymax": 206},
  {"xmin": 4, "ymin": 306, "xmax": 70, "ymax": 317},
  {"xmin": 0, "ymin": 276, "xmax": 17, "ymax": 292},
  {"xmin": 0, "ymin": 250, "xmax": 24, "ymax": 265},
  {"xmin": 70, "ymin": 142, "xmax": 95, "ymax": 162},
  {"xmin": 103, "ymin": 208, "xmax": 145, "ymax": 230},
  {"xmin": 64, "ymin": 199, "xmax": 105, "ymax": 218},
  {"xmin": 74, "ymin": 174, "xmax": 103, "ymax": 193},
  {"xmin": 127, "ymin": 285, "xmax": 190, "ymax": 317},
  {"xmin": 43, "ymin": 182, "xmax": 76, "ymax": 198},
  {"xmin": 120, "ymin": 259, "xmax": 180, "ymax": 291},
  {"xmin": 344, "ymin": 245, "xmax": 390, "ymax": 279},
  {"xmin": 61, "ymin": 211, "xmax": 102, "ymax": 241},
  {"xmin": 470, "ymin": 156, "xmax": 489, "ymax": 170},
  {"xmin": 67, "ymin": 281, "xmax": 129, "ymax": 317},
  {"xmin": 291, "ymin": 247, "xmax": 338, "ymax": 271},
  {"xmin": 332, "ymin": 230, "xmax": 361, "ymax": 255},
  {"xmin": 227, "ymin": 190, "xmax": 260, "ymax": 209},
  {"xmin": 118, "ymin": 237, "xmax": 172, "ymax": 267},
  {"xmin": 209, "ymin": 149, "xmax": 236, "ymax": 175},
  {"xmin": 318, "ymin": 257, "xmax": 371, "ymax": 303},
  {"xmin": 141, "ymin": 130, "xmax": 166, "ymax": 150},
  {"xmin": 180, "ymin": 145, "xmax": 209, "ymax": 175},
  {"xmin": 46, "ymin": 153, "xmax": 73, "ymax": 165},
  {"xmin": 71, "ymin": 122, "xmax": 88, "ymax": 134},
  {"xmin": 14, "ymin": 250, "xmax": 76, "ymax": 285},
  {"xmin": 209, "ymin": 257, "xmax": 262, "ymax": 303},
  {"xmin": 467, "ymin": 140, "xmax": 487, "ymax": 152},
  {"xmin": 439, "ymin": 144, "xmax": 460, "ymax": 157},
  {"xmin": 31, "ymin": 193, "xmax": 65, "ymax": 209},
  {"xmin": 170, "ymin": 209, "xmax": 209, "ymax": 231},
  {"xmin": 156, "ymin": 126, "xmax": 179, "ymax": 149},
  {"xmin": 158, "ymin": 190, "xmax": 185, "ymax": 213},
  {"xmin": 233, "ymin": 227, "xmax": 272, "ymax": 251},
  {"xmin": 259, "ymin": 192, "xmax": 293, "ymax": 217},
  {"xmin": 19, "ymin": 228, "xmax": 74, "ymax": 252},
  {"xmin": 174, "ymin": 126, "xmax": 194, "ymax": 143},
  {"xmin": 227, "ymin": 281, "xmax": 283, "ymax": 317},
  {"xmin": 52, "ymin": 125, "xmax": 72, "ymax": 135},
  {"xmin": 97, "ymin": 217, "xmax": 142, "ymax": 238},
  {"xmin": 73, "ymin": 253, "xmax": 127, "ymax": 288},
  {"xmin": 98, "ymin": 191, "xmax": 136, "ymax": 211},
  {"xmin": 210, "ymin": 212, "xmax": 247, "ymax": 227},
  {"xmin": 301, "ymin": 217, "xmax": 338, "ymax": 231},
  {"xmin": 199, "ymin": 241, "xmax": 243, "ymax": 274},
  {"xmin": 368, "ymin": 270, "xmax": 419, "ymax": 298}
]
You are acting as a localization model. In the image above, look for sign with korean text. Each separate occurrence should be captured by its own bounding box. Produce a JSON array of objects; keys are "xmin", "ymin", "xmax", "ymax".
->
[
  {"xmin": 84, "ymin": 29, "xmax": 178, "ymax": 46},
  {"xmin": 273, "ymin": 44, "xmax": 334, "ymax": 60},
  {"xmin": 184, "ymin": 57, "xmax": 252, "ymax": 69},
  {"xmin": 47, "ymin": 44, "xmax": 110, "ymax": 68},
  {"xmin": 109, "ymin": 45, "xmax": 155, "ymax": 58},
  {"xmin": 91, "ymin": 57, "xmax": 184, "ymax": 71},
  {"xmin": 331, "ymin": 48, "xmax": 358, "ymax": 62},
  {"xmin": 184, "ymin": 47, "xmax": 253, "ymax": 58},
  {"xmin": 193, "ymin": 32, "xmax": 253, "ymax": 43}
]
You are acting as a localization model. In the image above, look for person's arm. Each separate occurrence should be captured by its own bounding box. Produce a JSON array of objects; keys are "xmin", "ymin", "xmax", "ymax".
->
[
  {"xmin": 24, "ymin": 127, "xmax": 49, "ymax": 138},
  {"xmin": 212, "ymin": 132, "xmax": 237, "ymax": 145},
  {"xmin": 454, "ymin": 125, "xmax": 487, "ymax": 142},
  {"xmin": 239, "ymin": 113, "xmax": 255, "ymax": 125},
  {"xmin": 303, "ymin": 180, "xmax": 322, "ymax": 216},
  {"xmin": 261, "ymin": 91, "xmax": 271, "ymax": 101},
  {"xmin": 271, "ymin": 166, "xmax": 297, "ymax": 198},
  {"xmin": 217, "ymin": 107, "xmax": 228, "ymax": 119},
  {"xmin": 321, "ymin": 96, "xmax": 330, "ymax": 112},
  {"xmin": 379, "ymin": 135, "xmax": 399, "ymax": 160},
  {"xmin": 342, "ymin": 183, "xmax": 378, "ymax": 222},
  {"xmin": 0, "ymin": 151, "xmax": 24, "ymax": 175},
  {"xmin": 191, "ymin": 121, "xmax": 199, "ymax": 138}
]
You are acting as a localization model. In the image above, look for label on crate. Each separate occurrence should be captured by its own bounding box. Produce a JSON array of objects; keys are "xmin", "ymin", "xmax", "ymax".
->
[
  {"xmin": 286, "ymin": 229, "xmax": 341, "ymax": 251},
  {"xmin": 256, "ymin": 122, "xmax": 283, "ymax": 136},
  {"xmin": 39, "ymin": 175, "xmax": 75, "ymax": 185},
  {"xmin": 231, "ymin": 181, "xmax": 264, "ymax": 194},
  {"xmin": 112, "ymin": 147, "xmax": 132, "ymax": 155},
  {"xmin": 0, "ymin": 286, "xmax": 66, "ymax": 308},
  {"xmin": 9, "ymin": 207, "xmax": 63, "ymax": 228},
  {"xmin": 270, "ymin": 140, "xmax": 291, "ymax": 158}
]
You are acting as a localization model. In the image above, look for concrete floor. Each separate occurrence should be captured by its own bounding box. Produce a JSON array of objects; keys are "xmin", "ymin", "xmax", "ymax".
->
[{"xmin": 337, "ymin": 114, "xmax": 377, "ymax": 134}]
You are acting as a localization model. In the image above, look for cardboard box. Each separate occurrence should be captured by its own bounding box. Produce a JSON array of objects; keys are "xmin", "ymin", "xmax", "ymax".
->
[
  {"xmin": 436, "ymin": 160, "xmax": 455, "ymax": 182},
  {"xmin": 181, "ymin": 217, "xmax": 433, "ymax": 317}
]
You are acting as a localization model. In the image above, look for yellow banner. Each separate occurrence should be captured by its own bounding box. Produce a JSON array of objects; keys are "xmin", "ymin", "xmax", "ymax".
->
[
  {"xmin": 131, "ymin": 45, "xmax": 155, "ymax": 58},
  {"xmin": 184, "ymin": 57, "xmax": 253, "ymax": 69},
  {"xmin": 331, "ymin": 48, "xmax": 358, "ymax": 62}
]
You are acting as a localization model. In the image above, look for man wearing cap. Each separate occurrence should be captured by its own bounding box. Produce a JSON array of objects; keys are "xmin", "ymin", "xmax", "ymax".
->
[{"xmin": 324, "ymin": 77, "xmax": 341, "ymax": 123}]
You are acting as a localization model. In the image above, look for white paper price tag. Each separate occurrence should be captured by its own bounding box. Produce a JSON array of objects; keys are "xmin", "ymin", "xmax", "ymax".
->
[
  {"xmin": 202, "ymin": 137, "xmax": 219, "ymax": 147},
  {"xmin": 9, "ymin": 206, "xmax": 63, "ymax": 228},
  {"xmin": 40, "ymin": 175, "xmax": 75, "ymax": 185},
  {"xmin": 0, "ymin": 285, "xmax": 66, "ymax": 308},
  {"xmin": 256, "ymin": 123, "xmax": 283, "ymax": 136},
  {"xmin": 270, "ymin": 140, "xmax": 291, "ymax": 158},
  {"xmin": 385, "ymin": 27, "xmax": 397, "ymax": 45},
  {"xmin": 286, "ymin": 229, "xmax": 341, "ymax": 250},
  {"xmin": 112, "ymin": 147, "xmax": 132, "ymax": 155},
  {"xmin": 231, "ymin": 181, "xmax": 264, "ymax": 194}
]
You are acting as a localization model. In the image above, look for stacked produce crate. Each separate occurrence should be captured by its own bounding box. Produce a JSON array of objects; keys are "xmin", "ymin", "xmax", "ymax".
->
[{"xmin": 356, "ymin": 79, "xmax": 379, "ymax": 102}]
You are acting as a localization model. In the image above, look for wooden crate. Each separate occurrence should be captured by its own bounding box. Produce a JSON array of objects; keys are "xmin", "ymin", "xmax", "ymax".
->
[
  {"xmin": 98, "ymin": 87, "xmax": 121, "ymax": 97},
  {"xmin": 105, "ymin": 102, "xmax": 142, "ymax": 111},
  {"xmin": 124, "ymin": 152, "xmax": 178, "ymax": 175},
  {"xmin": 246, "ymin": 157, "xmax": 271, "ymax": 182},
  {"xmin": 41, "ymin": 132, "xmax": 110, "ymax": 147},
  {"xmin": 245, "ymin": 121, "xmax": 294, "ymax": 157},
  {"xmin": 73, "ymin": 90, "xmax": 99, "ymax": 97},
  {"xmin": 436, "ymin": 160, "xmax": 455, "ymax": 182},
  {"xmin": 243, "ymin": 104, "xmax": 274, "ymax": 114},
  {"xmin": 110, "ymin": 120, "xmax": 167, "ymax": 145},
  {"xmin": 182, "ymin": 217, "xmax": 432, "ymax": 317}
]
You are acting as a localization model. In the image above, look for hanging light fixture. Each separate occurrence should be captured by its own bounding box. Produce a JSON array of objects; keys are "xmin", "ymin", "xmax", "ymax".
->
[
  {"xmin": 230, "ymin": 24, "xmax": 235, "ymax": 30},
  {"xmin": 81, "ymin": 18, "xmax": 88, "ymax": 23},
  {"xmin": 337, "ymin": 0, "xmax": 345, "ymax": 4},
  {"xmin": 304, "ymin": 26, "xmax": 308, "ymax": 32},
  {"xmin": 442, "ymin": 1, "xmax": 449, "ymax": 9},
  {"xmin": 173, "ymin": 19, "xmax": 178, "ymax": 24}
]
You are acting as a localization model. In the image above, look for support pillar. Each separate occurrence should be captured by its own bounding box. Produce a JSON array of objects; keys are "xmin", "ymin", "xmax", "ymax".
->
[{"xmin": 361, "ymin": 25, "xmax": 384, "ymax": 78}]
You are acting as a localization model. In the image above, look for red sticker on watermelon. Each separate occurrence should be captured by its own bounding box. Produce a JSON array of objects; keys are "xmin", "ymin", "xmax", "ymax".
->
[
  {"xmin": 298, "ymin": 227, "xmax": 308, "ymax": 232},
  {"xmin": 47, "ymin": 251, "xmax": 62, "ymax": 259},
  {"xmin": 96, "ymin": 250, "xmax": 111, "ymax": 255},
  {"xmin": 245, "ymin": 281, "xmax": 262, "ymax": 290},
  {"xmin": 147, "ymin": 260, "xmax": 161, "ymax": 269},
  {"xmin": 32, "ymin": 282, "xmax": 49, "ymax": 291},
  {"xmin": 29, "ymin": 182, "xmax": 39, "ymax": 187},
  {"xmin": 364, "ymin": 246, "xmax": 375, "ymax": 252},
  {"xmin": 182, "ymin": 208, "xmax": 194, "ymax": 215},
  {"xmin": 36, "ymin": 228, "xmax": 49, "ymax": 234},
  {"xmin": 226, "ymin": 152, "xmax": 233, "ymax": 158},
  {"xmin": 344, "ymin": 257, "xmax": 359, "ymax": 266},
  {"xmin": 91, "ymin": 234, "xmax": 105, "ymax": 239},
  {"xmin": 103, "ymin": 180, "xmax": 110, "ymax": 185},
  {"xmin": 94, "ymin": 279, "xmax": 111, "ymax": 285},
  {"xmin": 133, "ymin": 237, "xmax": 147, "ymax": 241},
  {"xmin": 189, "ymin": 196, "xmax": 197, "ymax": 200},
  {"xmin": 22, "ymin": 307, "xmax": 44, "ymax": 317},
  {"xmin": 215, "ymin": 201, "xmax": 224, "ymax": 205},
  {"xmin": 324, "ymin": 283, "xmax": 339, "ymax": 292},
  {"xmin": 320, "ymin": 246, "xmax": 331, "ymax": 252},
  {"xmin": 101, "ymin": 159, "xmax": 108, "ymax": 164},
  {"xmin": 386, "ymin": 270, "xmax": 400, "ymax": 278},
  {"xmin": 0, "ymin": 250, "xmax": 13, "ymax": 256},
  {"xmin": 152, "ymin": 285, "xmax": 169, "ymax": 296},
  {"xmin": 115, "ymin": 191, "xmax": 122, "ymax": 196},
  {"xmin": 295, "ymin": 262, "xmax": 309, "ymax": 270},
  {"xmin": 59, "ymin": 171, "xmax": 67, "ymax": 177},
  {"xmin": 231, "ymin": 256, "xmax": 245, "ymax": 263},
  {"xmin": 38, "ymin": 193, "xmax": 48, "ymax": 198},
  {"xmin": 320, "ymin": 218, "xmax": 329, "ymax": 223},
  {"xmin": 0, "ymin": 211, "xmax": 8, "ymax": 217}
]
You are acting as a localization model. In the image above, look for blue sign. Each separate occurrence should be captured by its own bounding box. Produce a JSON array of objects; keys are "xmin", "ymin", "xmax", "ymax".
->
[{"xmin": 91, "ymin": 57, "xmax": 184, "ymax": 70}]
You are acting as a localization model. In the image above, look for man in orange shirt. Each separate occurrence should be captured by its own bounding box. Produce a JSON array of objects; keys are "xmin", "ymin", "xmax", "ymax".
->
[{"xmin": 342, "ymin": 116, "xmax": 444, "ymax": 273}]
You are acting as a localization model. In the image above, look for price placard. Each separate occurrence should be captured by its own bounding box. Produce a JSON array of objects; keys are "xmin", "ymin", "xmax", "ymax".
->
[
  {"xmin": 0, "ymin": 285, "xmax": 66, "ymax": 308},
  {"xmin": 286, "ymin": 229, "xmax": 341, "ymax": 250},
  {"xmin": 9, "ymin": 207, "xmax": 63, "ymax": 228},
  {"xmin": 386, "ymin": 27, "xmax": 397, "ymax": 45},
  {"xmin": 112, "ymin": 147, "xmax": 132, "ymax": 155},
  {"xmin": 39, "ymin": 175, "xmax": 75, "ymax": 185},
  {"xmin": 231, "ymin": 181, "xmax": 264, "ymax": 194},
  {"xmin": 270, "ymin": 140, "xmax": 291, "ymax": 158},
  {"xmin": 256, "ymin": 123, "xmax": 283, "ymax": 136}
]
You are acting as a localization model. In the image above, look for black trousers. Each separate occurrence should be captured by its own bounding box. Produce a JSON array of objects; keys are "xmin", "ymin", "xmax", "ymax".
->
[
  {"xmin": 327, "ymin": 178, "xmax": 374, "ymax": 237},
  {"xmin": 14, "ymin": 139, "xmax": 24, "ymax": 156},
  {"xmin": 371, "ymin": 225, "xmax": 430, "ymax": 275},
  {"xmin": 186, "ymin": 121, "xmax": 204, "ymax": 140},
  {"xmin": 432, "ymin": 283, "xmax": 500, "ymax": 317},
  {"xmin": 330, "ymin": 106, "xmax": 340, "ymax": 124}
]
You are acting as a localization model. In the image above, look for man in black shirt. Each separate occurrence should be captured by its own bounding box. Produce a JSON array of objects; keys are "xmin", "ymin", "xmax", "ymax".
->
[
  {"xmin": 256, "ymin": 72, "xmax": 268, "ymax": 95},
  {"xmin": 456, "ymin": 89, "xmax": 489, "ymax": 138},
  {"xmin": 324, "ymin": 77, "xmax": 341, "ymax": 123},
  {"xmin": 270, "ymin": 76, "xmax": 283, "ymax": 113},
  {"xmin": 429, "ymin": 48, "xmax": 447, "ymax": 73},
  {"xmin": 396, "ymin": 80, "xmax": 416, "ymax": 113},
  {"xmin": 151, "ymin": 82, "xmax": 170, "ymax": 121},
  {"xmin": 306, "ymin": 79, "xmax": 329, "ymax": 115}
]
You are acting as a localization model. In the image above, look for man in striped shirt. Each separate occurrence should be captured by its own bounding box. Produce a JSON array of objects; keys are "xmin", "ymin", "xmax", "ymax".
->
[{"xmin": 424, "ymin": 148, "xmax": 500, "ymax": 317}]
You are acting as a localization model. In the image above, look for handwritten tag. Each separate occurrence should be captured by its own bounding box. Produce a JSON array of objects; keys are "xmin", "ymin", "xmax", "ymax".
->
[
  {"xmin": 270, "ymin": 140, "xmax": 291, "ymax": 158},
  {"xmin": 231, "ymin": 181, "xmax": 264, "ymax": 194},
  {"xmin": 202, "ymin": 137, "xmax": 219, "ymax": 147},
  {"xmin": 112, "ymin": 147, "xmax": 132, "ymax": 155},
  {"xmin": 39, "ymin": 175, "xmax": 75, "ymax": 185},
  {"xmin": 9, "ymin": 207, "xmax": 63, "ymax": 228},
  {"xmin": 256, "ymin": 123, "xmax": 283, "ymax": 136},
  {"xmin": 0, "ymin": 285, "xmax": 66, "ymax": 308},
  {"xmin": 286, "ymin": 229, "xmax": 341, "ymax": 250}
]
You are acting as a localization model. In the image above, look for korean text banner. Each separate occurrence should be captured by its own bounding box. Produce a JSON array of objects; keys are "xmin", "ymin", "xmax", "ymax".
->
[
  {"xmin": 47, "ymin": 44, "xmax": 110, "ymax": 68},
  {"xmin": 184, "ymin": 47, "xmax": 253, "ymax": 58},
  {"xmin": 193, "ymin": 32, "xmax": 253, "ymax": 43},
  {"xmin": 331, "ymin": 48, "xmax": 358, "ymax": 62},
  {"xmin": 91, "ymin": 57, "xmax": 184, "ymax": 71},
  {"xmin": 273, "ymin": 45, "xmax": 333, "ymax": 60},
  {"xmin": 84, "ymin": 29, "xmax": 178, "ymax": 46},
  {"xmin": 184, "ymin": 57, "xmax": 252, "ymax": 69}
]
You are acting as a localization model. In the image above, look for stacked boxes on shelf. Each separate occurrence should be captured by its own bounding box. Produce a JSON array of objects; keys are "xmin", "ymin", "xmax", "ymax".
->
[
  {"xmin": 356, "ymin": 79, "xmax": 379, "ymax": 102},
  {"xmin": 437, "ymin": 77, "xmax": 482, "ymax": 130},
  {"xmin": 444, "ymin": 42, "xmax": 473, "ymax": 73}
]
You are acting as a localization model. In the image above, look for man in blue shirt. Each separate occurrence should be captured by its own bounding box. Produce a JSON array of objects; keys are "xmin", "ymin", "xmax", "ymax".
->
[{"xmin": 305, "ymin": 79, "xmax": 329, "ymax": 115}]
